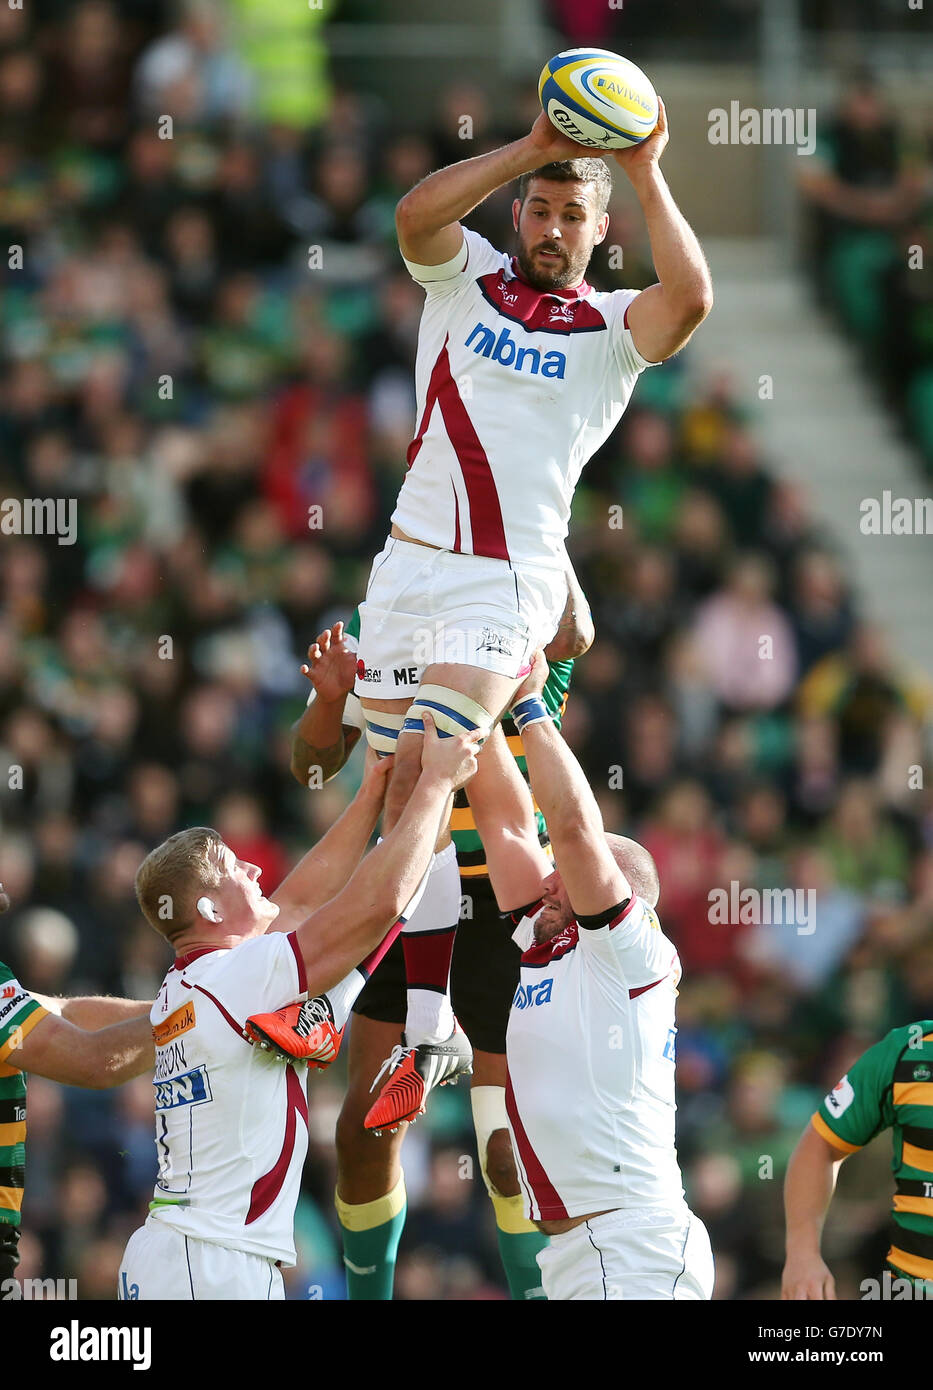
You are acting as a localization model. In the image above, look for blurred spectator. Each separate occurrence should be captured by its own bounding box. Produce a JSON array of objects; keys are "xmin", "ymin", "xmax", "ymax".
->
[{"xmin": 691, "ymin": 554, "xmax": 797, "ymax": 711}]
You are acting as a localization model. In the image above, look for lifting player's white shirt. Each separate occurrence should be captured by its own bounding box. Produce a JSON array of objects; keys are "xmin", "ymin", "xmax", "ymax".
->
[
  {"xmin": 505, "ymin": 894, "xmax": 714, "ymax": 1300},
  {"xmin": 119, "ymin": 933, "xmax": 309, "ymax": 1299},
  {"xmin": 355, "ymin": 229, "xmax": 657, "ymax": 699}
]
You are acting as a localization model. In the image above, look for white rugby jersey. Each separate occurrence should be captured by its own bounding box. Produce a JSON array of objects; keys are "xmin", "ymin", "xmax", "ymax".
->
[
  {"xmin": 505, "ymin": 896, "xmax": 685, "ymax": 1221},
  {"xmin": 147, "ymin": 933, "xmax": 309, "ymax": 1265},
  {"xmin": 394, "ymin": 228, "xmax": 656, "ymax": 568}
]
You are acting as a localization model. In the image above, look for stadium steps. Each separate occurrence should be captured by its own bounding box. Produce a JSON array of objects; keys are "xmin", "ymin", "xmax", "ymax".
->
[{"xmin": 687, "ymin": 237, "xmax": 933, "ymax": 679}]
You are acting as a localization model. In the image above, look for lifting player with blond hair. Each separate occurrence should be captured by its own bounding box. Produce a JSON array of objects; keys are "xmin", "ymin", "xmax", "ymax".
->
[{"xmin": 118, "ymin": 720, "xmax": 479, "ymax": 1299}]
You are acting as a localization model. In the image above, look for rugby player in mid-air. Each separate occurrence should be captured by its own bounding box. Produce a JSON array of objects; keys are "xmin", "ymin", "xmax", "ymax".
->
[
  {"xmin": 0, "ymin": 880, "xmax": 155, "ymax": 1284},
  {"xmin": 498, "ymin": 655, "xmax": 714, "ymax": 1300},
  {"xmin": 118, "ymin": 719, "xmax": 478, "ymax": 1299},
  {"xmin": 351, "ymin": 97, "xmax": 713, "ymax": 1131},
  {"xmin": 248, "ymin": 598, "xmax": 590, "ymax": 1300}
]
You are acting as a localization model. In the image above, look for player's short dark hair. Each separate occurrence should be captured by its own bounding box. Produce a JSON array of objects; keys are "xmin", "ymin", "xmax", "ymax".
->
[{"xmin": 518, "ymin": 160, "xmax": 613, "ymax": 217}]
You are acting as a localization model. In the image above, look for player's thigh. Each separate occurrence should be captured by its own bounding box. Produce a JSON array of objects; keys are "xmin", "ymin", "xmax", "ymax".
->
[{"xmin": 120, "ymin": 1222, "xmax": 283, "ymax": 1301}]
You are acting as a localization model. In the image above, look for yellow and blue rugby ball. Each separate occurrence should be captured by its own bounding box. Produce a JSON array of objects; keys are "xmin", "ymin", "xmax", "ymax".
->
[{"xmin": 538, "ymin": 48, "xmax": 658, "ymax": 150}]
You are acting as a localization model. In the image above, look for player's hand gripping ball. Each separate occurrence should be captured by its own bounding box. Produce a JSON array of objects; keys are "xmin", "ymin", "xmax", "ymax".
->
[{"xmin": 538, "ymin": 48, "xmax": 658, "ymax": 150}]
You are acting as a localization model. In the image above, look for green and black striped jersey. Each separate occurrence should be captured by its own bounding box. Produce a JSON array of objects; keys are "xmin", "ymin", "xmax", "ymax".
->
[
  {"xmin": 814, "ymin": 1021, "xmax": 933, "ymax": 1283},
  {"xmin": 0, "ymin": 961, "xmax": 49, "ymax": 1229}
]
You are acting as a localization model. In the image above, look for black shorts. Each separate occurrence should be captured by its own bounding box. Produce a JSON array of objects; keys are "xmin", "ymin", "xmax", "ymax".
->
[{"xmin": 352, "ymin": 876, "xmax": 521, "ymax": 1055}]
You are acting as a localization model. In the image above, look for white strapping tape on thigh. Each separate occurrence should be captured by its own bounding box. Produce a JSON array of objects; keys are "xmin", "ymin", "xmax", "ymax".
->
[
  {"xmin": 362, "ymin": 708, "xmax": 407, "ymax": 755},
  {"xmin": 470, "ymin": 1086, "xmax": 511, "ymax": 1197},
  {"xmin": 403, "ymin": 684, "xmax": 493, "ymax": 740}
]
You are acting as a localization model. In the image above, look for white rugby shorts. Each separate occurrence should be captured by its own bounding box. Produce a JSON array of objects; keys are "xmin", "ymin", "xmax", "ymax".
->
[
  {"xmin": 536, "ymin": 1206, "xmax": 715, "ymax": 1301},
  {"xmin": 354, "ymin": 537, "xmax": 566, "ymax": 701},
  {"xmin": 119, "ymin": 1218, "xmax": 285, "ymax": 1301}
]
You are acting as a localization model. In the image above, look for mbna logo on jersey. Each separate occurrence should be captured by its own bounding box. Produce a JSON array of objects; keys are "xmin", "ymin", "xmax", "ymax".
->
[{"xmin": 914, "ymin": 1063, "xmax": 932, "ymax": 1082}]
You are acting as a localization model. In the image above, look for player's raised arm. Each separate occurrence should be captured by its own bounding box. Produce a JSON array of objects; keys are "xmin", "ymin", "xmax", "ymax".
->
[
  {"xmin": 290, "ymin": 622, "xmax": 361, "ymax": 787},
  {"xmin": 395, "ymin": 111, "xmax": 593, "ymax": 266},
  {"xmin": 616, "ymin": 99, "xmax": 714, "ymax": 364},
  {"xmin": 509, "ymin": 654, "xmax": 629, "ymax": 917},
  {"xmin": 272, "ymin": 748, "xmax": 395, "ymax": 929},
  {"xmin": 782, "ymin": 1122, "xmax": 849, "ymax": 1299},
  {"xmin": 292, "ymin": 715, "xmax": 479, "ymax": 995}
]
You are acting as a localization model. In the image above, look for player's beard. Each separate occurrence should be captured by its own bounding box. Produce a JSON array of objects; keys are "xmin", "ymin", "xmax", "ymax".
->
[
  {"xmin": 534, "ymin": 898, "xmax": 575, "ymax": 945},
  {"xmin": 515, "ymin": 232, "xmax": 593, "ymax": 292}
]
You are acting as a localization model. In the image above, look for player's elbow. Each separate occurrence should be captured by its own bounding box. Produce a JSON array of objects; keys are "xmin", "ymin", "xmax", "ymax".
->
[
  {"xmin": 548, "ymin": 809, "xmax": 599, "ymax": 855},
  {"xmin": 395, "ymin": 194, "xmax": 420, "ymax": 239},
  {"xmin": 679, "ymin": 283, "xmax": 713, "ymax": 331},
  {"xmin": 545, "ymin": 615, "xmax": 595, "ymax": 662}
]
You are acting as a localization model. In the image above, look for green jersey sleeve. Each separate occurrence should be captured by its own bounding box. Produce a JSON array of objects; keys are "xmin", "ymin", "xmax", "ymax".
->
[
  {"xmin": 0, "ymin": 962, "xmax": 48, "ymax": 1068},
  {"xmin": 812, "ymin": 1028, "xmax": 905, "ymax": 1153}
]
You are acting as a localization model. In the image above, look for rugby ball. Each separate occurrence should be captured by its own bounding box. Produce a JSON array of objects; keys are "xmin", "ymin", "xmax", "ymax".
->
[{"xmin": 538, "ymin": 48, "xmax": 659, "ymax": 150}]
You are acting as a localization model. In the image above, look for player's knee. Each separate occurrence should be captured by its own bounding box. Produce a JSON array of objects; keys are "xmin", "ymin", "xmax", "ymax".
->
[
  {"xmin": 335, "ymin": 1101, "xmax": 402, "ymax": 1180},
  {"xmin": 485, "ymin": 1127, "xmax": 520, "ymax": 1198}
]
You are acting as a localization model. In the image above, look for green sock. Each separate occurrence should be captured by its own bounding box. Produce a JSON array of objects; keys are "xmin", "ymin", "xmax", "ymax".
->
[
  {"xmin": 491, "ymin": 1193, "xmax": 548, "ymax": 1300},
  {"xmin": 336, "ymin": 1176, "xmax": 407, "ymax": 1301},
  {"xmin": 497, "ymin": 1227, "xmax": 549, "ymax": 1301}
]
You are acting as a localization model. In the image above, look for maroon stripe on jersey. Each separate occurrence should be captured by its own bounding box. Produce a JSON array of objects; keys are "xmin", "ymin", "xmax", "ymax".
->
[
  {"xmin": 405, "ymin": 335, "xmax": 508, "ymax": 559},
  {"xmin": 628, "ymin": 974, "xmax": 669, "ymax": 1000},
  {"xmin": 246, "ymin": 1065, "xmax": 308, "ymax": 1225},
  {"xmin": 286, "ymin": 931, "xmax": 307, "ymax": 996},
  {"xmin": 478, "ymin": 272, "xmax": 607, "ymax": 335},
  {"xmin": 607, "ymin": 897, "xmax": 638, "ymax": 931},
  {"xmin": 451, "ymin": 480, "xmax": 461, "ymax": 553},
  {"xmin": 191, "ymin": 983, "xmax": 249, "ymax": 1042},
  {"xmin": 435, "ymin": 341, "xmax": 508, "ymax": 559},
  {"xmin": 405, "ymin": 352, "xmax": 443, "ymax": 470},
  {"xmin": 505, "ymin": 1071, "xmax": 568, "ymax": 1220},
  {"xmin": 171, "ymin": 946, "xmax": 225, "ymax": 971},
  {"xmin": 622, "ymin": 293, "xmax": 646, "ymax": 331}
]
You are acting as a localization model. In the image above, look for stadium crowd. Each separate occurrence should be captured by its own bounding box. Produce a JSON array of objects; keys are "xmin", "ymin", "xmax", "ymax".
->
[{"xmin": 1, "ymin": 0, "xmax": 932, "ymax": 1299}]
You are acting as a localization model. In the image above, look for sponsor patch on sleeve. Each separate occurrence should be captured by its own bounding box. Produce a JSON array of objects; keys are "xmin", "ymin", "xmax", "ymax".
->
[{"xmin": 824, "ymin": 1073, "xmax": 855, "ymax": 1117}]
